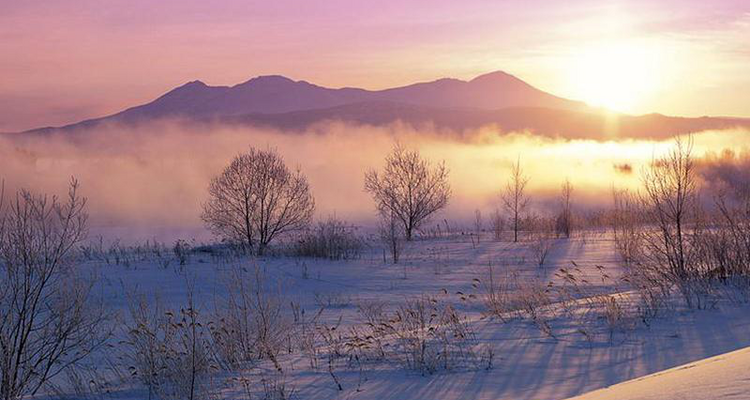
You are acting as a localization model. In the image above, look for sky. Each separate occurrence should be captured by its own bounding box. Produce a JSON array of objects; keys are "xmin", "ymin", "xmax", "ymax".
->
[{"xmin": 1, "ymin": 0, "xmax": 749, "ymax": 132}]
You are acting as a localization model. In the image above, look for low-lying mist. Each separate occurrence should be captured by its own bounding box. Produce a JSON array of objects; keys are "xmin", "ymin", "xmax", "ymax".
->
[{"xmin": 1, "ymin": 120, "xmax": 748, "ymax": 242}]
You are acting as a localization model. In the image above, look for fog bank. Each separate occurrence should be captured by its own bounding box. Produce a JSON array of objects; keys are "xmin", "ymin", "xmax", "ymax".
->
[{"xmin": 1, "ymin": 120, "xmax": 747, "ymax": 242}]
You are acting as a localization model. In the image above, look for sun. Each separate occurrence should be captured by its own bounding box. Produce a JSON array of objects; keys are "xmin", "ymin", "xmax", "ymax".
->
[{"xmin": 566, "ymin": 40, "xmax": 662, "ymax": 113}]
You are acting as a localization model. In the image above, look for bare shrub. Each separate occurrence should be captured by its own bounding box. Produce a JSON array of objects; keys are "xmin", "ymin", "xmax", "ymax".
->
[
  {"xmin": 124, "ymin": 284, "xmax": 217, "ymax": 400},
  {"xmin": 173, "ymin": 239, "xmax": 192, "ymax": 266},
  {"xmin": 293, "ymin": 216, "xmax": 364, "ymax": 260},
  {"xmin": 620, "ymin": 136, "xmax": 726, "ymax": 309},
  {"xmin": 313, "ymin": 291, "xmax": 351, "ymax": 309},
  {"xmin": 531, "ymin": 235, "xmax": 555, "ymax": 267},
  {"xmin": 317, "ymin": 319, "xmax": 345, "ymax": 391},
  {"xmin": 597, "ymin": 293, "xmax": 633, "ymax": 341},
  {"xmin": 477, "ymin": 266, "xmax": 515, "ymax": 322},
  {"xmin": 122, "ymin": 292, "xmax": 167, "ymax": 400},
  {"xmin": 501, "ymin": 157, "xmax": 530, "ymax": 243},
  {"xmin": 296, "ymin": 306, "xmax": 323, "ymax": 370},
  {"xmin": 259, "ymin": 370, "xmax": 295, "ymax": 400},
  {"xmin": 211, "ymin": 264, "xmax": 292, "ymax": 371},
  {"xmin": 202, "ymin": 147, "xmax": 315, "ymax": 255},
  {"xmin": 0, "ymin": 179, "xmax": 110, "ymax": 400},
  {"xmin": 358, "ymin": 295, "xmax": 480, "ymax": 374},
  {"xmin": 365, "ymin": 144, "xmax": 451, "ymax": 241},
  {"xmin": 639, "ymin": 136, "xmax": 700, "ymax": 304},
  {"xmin": 619, "ymin": 268, "xmax": 671, "ymax": 325},
  {"xmin": 610, "ymin": 188, "xmax": 643, "ymax": 265},
  {"xmin": 480, "ymin": 263, "xmax": 640, "ymax": 343},
  {"xmin": 706, "ymin": 192, "xmax": 750, "ymax": 279},
  {"xmin": 490, "ymin": 209, "xmax": 505, "ymax": 241},
  {"xmin": 554, "ymin": 265, "xmax": 637, "ymax": 341},
  {"xmin": 528, "ymin": 216, "xmax": 556, "ymax": 267},
  {"xmin": 45, "ymin": 364, "xmax": 116, "ymax": 400},
  {"xmin": 514, "ymin": 278, "xmax": 554, "ymax": 336},
  {"xmin": 355, "ymin": 299, "xmax": 388, "ymax": 359},
  {"xmin": 477, "ymin": 268, "xmax": 555, "ymax": 337}
]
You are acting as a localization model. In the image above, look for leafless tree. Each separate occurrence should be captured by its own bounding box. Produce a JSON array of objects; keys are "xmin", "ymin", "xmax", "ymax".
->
[
  {"xmin": 490, "ymin": 209, "xmax": 504, "ymax": 241},
  {"xmin": 365, "ymin": 144, "xmax": 451, "ymax": 241},
  {"xmin": 555, "ymin": 179, "xmax": 574, "ymax": 238},
  {"xmin": 379, "ymin": 208, "xmax": 403, "ymax": 264},
  {"xmin": 640, "ymin": 136, "xmax": 697, "ymax": 281},
  {"xmin": 0, "ymin": 179, "xmax": 109, "ymax": 400},
  {"xmin": 501, "ymin": 157, "xmax": 530, "ymax": 243},
  {"xmin": 202, "ymin": 147, "xmax": 315, "ymax": 255},
  {"xmin": 632, "ymin": 136, "xmax": 707, "ymax": 308},
  {"xmin": 700, "ymin": 188, "xmax": 750, "ymax": 282},
  {"xmin": 474, "ymin": 209, "xmax": 483, "ymax": 233}
]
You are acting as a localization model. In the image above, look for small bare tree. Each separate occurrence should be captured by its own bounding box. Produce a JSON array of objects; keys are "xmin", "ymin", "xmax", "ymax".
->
[
  {"xmin": 379, "ymin": 208, "xmax": 403, "ymax": 264},
  {"xmin": 365, "ymin": 144, "xmax": 451, "ymax": 241},
  {"xmin": 501, "ymin": 157, "xmax": 530, "ymax": 243},
  {"xmin": 202, "ymin": 147, "xmax": 315, "ymax": 255},
  {"xmin": 555, "ymin": 179, "xmax": 574, "ymax": 238},
  {"xmin": 474, "ymin": 209, "xmax": 483, "ymax": 233},
  {"xmin": 490, "ymin": 209, "xmax": 504, "ymax": 241},
  {"xmin": 0, "ymin": 179, "xmax": 109, "ymax": 400}
]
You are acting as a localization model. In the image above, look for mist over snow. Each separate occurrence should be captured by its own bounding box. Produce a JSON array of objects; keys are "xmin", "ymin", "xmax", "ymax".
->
[{"xmin": 1, "ymin": 121, "xmax": 747, "ymax": 242}]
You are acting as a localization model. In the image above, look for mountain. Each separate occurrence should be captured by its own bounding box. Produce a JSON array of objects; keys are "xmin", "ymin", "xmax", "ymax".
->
[
  {"xmin": 16, "ymin": 71, "xmax": 750, "ymax": 139},
  {"xmin": 23, "ymin": 71, "xmax": 585, "ymax": 128},
  {"xmin": 107, "ymin": 71, "xmax": 588, "ymax": 122}
]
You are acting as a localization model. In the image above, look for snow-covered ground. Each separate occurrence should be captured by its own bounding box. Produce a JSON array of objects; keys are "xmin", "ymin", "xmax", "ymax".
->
[
  {"xmin": 61, "ymin": 231, "xmax": 750, "ymax": 400},
  {"xmin": 566, "ymin": 345, "xmax": 750, "ymax": 400}
]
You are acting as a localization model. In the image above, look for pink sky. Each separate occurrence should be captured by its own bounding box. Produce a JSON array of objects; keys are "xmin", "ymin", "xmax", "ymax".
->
[{"xmin": 1, "ymin": 0, "xmax": 749, "ymax": 132}]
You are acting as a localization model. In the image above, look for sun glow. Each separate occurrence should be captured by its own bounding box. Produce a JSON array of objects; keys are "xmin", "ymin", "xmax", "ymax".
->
[{"xmin": 566, "ymin": 40, "xmax": 664, "ymax": 113}]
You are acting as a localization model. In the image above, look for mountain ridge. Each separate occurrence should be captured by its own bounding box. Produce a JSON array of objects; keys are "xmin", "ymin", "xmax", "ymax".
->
[
  {"xmin": 14, "ymin": 71, "xmax": 750, "ymax": 139},
  {"xmin": 21, "ymin": 70, "xmax": 586, "ymax": 130}
]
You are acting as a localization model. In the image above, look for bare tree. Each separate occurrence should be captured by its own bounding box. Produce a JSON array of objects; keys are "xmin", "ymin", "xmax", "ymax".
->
[
  {"xmin": 631, "ymin": 137, "xmax": 710, "ymax": 307},
  {"xmin": 474, "ymin": 209, "xmax": 483, "ymax": 233},
  {"xmin": 642, "ymin": 137, "xmax": 696, "ymax": 277},
  {"xmin": 555, "ymin": 179, "xmax": 574, "ymax": 238},
  {"xmin": 490, "ymin": 209, "xmax": 504, "ymax": 241},
  {"xmin": 378, "ymin": 208, "xmax": 403, "ymax": 264},
  {"xmin": 364, "ymin": 144, "xmax": 451, "ymax": 241},
  {"xmin": 0, "ymin": 179, "xmax": 109, "ymax": 400},
  {"xmin": 501, "ymin": 157, "xmax": 530, "ymax": 243},
  {"xmin": 202, "ymin": 147, "xmax": 315, "ymax": 255}
]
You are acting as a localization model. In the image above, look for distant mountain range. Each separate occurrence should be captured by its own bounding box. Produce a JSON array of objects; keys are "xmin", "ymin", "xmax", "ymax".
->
[{"xmin": 17, "ymin": 71, "xmax": 750, "ymax": 139}]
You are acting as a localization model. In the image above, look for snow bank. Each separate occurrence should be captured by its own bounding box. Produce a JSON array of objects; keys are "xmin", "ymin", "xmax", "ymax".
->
[{"xmin": 566, "ymin": 345, "xmax": 750, "ymax": 400}]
